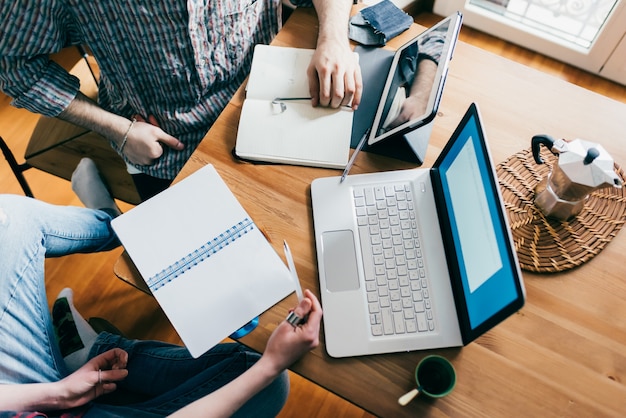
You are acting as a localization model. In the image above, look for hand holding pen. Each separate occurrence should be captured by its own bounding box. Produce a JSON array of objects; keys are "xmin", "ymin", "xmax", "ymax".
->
[
  {"xmin": 283, "ymin": 240, "xmax": 306, "ymax": 326},
  {"xmin": 264, "ymin": 289, "xmax": 322, "ymax": 371}
]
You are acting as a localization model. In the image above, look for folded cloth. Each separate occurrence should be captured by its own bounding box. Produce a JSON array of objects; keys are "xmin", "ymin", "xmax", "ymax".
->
[{"xmin": 349, "ymin": 0, "xmax": 414, "ymax": 46}]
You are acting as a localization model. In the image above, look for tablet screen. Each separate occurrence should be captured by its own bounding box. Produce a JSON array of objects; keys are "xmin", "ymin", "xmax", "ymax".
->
[{"xmin": 368, "ymin": 13, "xmax": 462, "ymax": 146}]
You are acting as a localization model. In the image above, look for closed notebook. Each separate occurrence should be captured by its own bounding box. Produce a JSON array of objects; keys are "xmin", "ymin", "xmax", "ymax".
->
[
  {"xmin": 111, "ymin": 164, "xmax": 294, "ymax": 358},
  {"xmin": 235, "ymin": 45, "xmax": 354, "ymax": 169}
]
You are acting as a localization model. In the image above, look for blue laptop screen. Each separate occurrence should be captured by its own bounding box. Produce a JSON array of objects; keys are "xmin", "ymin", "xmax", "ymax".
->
[{"xmin": 434, "ymin": 108, "xmax": 522, "ymax": 332}]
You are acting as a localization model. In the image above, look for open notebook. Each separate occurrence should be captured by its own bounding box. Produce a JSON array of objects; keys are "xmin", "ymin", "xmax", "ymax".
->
[
  {"xmin": 111, "ymin": 164, "xmax": 295, "ymax": 357},
  {"xmin": 234, "ymin": 45, "xmax": 354, "ymax": 169}
]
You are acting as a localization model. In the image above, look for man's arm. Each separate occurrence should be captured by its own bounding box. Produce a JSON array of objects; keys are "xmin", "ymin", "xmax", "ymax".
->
[
  {"xmin": 59, "ymin": 92, "xmax": 184, "ymax": 166},
  {"xmin": 307, "ymin": 0, "xmax": 363, "ymax": 109}
]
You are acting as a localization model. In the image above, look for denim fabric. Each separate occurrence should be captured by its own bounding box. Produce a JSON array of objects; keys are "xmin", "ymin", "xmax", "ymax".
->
[
  {"xmin": 0, "ymin": 195, "xmax": 119, "ymax": 385},
  {"xmin": 0, "ymin": 195, "xmax": 289, "ymax": 416},
  {"xmin": 86, "ymin": 334, "xmax": 289, "ymax": 417},
  {"xmin": 349, "ymin": 0, "xmax": 413, "ymax": 46}
]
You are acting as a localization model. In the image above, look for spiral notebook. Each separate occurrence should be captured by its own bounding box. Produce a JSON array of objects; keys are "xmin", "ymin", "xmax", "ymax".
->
[{"xmin": 111, "ymin": 164, "xmax": 295, "ymax": 357}]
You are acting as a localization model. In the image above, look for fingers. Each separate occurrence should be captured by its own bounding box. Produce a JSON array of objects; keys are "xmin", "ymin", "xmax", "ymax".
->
[
  {"xmin": 92, "ymin": 369, "xmax": 126, "ymax": 399},
  {"xmin": 89, "ymin": 349, "xmax": 129, "ymax": 381},
  {"xmin": 88, "ymin": 349, "xmax": 129, "ymax": 398},
  {"xmin": 351, "ymin": 65, "xmax": 363, "ymax": 110},
  {"xmin": 148, "ymin": 114, "xmax": 161, "ymax": 127},
  {"xmin": 158, "ymin": 134, "xmax": 185, "ymax": 151},
  {"xmin": 313, "ymin": 66, "xmax": 362, "ymax": 109},
  {"xmin": 287, "ymin": 290, "xmax": 322, "ymax": 340},
  {"xmin": 302, "ymin": 289, "xmax": 322, "ymax": 330},
  {"xmin": 135, "ymin": 115, "xmax": 184, "ymax": 151},
  {"xmin": 312, "ymin": 66, "xmax": 353, "ymax": 109},
  {"xmin": 91, "ymin": 348, "xmax": 128, "ymax": 370},
  {"xmin": 308, "ymin": 47, "xmax": 362, "ymax": 110},
  {"xmin": 121, "ymin": 115, "xmax": 184, "ymax": 165},
  {"xmin": 98, "ymin": 368, "xmax": 129, "ymax": 384}
]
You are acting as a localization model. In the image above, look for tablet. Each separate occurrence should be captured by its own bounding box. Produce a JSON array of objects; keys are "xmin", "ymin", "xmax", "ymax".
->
[{"xmin": 368, "ymin": 12, "xmax": 463, "ymax": 146}]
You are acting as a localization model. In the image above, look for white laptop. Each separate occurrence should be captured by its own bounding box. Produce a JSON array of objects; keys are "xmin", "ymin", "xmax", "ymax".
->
[{"xmin": 311, "ymin": 103, "xmax": 526, "ymax": 358}]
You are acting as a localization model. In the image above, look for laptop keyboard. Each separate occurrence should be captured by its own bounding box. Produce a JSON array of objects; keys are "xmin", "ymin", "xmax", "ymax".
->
[{"xmin": 353, "ymin": 182, "xmax": 436, "ymax": 337}]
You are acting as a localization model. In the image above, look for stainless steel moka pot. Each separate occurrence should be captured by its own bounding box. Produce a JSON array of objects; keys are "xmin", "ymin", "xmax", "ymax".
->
[{"xmin": 531, "ymin": 135, "xmax": 623, "ymax": 221}]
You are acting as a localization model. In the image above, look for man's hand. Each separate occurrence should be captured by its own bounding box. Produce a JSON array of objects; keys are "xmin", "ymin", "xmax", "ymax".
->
[
  {"xmin": 58, "ymin": 93, "xmax": 184, "ymax": 167},
  {"xmin": 308, "ymin": 41, "xmax": 362, "ymax": 110},
  {"xmin": 309, "ymin": 0, "xmax": 363, "ymax": 110},
  {"xmin": 123, "ymin": 114, "xmax": 184, "ymax": 166}
]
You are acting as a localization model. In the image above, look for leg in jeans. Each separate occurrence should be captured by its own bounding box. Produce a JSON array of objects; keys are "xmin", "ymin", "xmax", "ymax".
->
[
  {"xmin": 0, "ymin": 195, "xmax": 119, "ymax": 384},
  {"xmin": 86, "ymin": 334, "xmax": 289, "ymax": 417},
  {"xmin": 0, "ymin": 194, "xmax": 288, "ymax": 415}
]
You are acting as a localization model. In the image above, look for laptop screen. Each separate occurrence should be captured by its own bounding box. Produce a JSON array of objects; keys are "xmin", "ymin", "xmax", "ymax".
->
[{"xmin": 432, "ymin": 103, "xmax": 525, "ymax": 342}]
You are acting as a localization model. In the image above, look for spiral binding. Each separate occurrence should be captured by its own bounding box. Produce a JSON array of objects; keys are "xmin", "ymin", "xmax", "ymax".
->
[{"xmin": 147, "ymin": 218, "xmax": 255, "ymax": 292}]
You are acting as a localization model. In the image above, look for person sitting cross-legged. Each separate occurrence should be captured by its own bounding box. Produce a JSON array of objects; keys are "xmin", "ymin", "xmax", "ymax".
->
[{"xmin": 0, "ymin": 158, "xmax": 322, "ymax": 417}]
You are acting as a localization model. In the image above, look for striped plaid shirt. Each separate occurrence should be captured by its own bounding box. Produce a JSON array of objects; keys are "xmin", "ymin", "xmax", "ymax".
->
[{"xmin": 0, "ymin": 0, "xmax": 311, "ymax": 180}]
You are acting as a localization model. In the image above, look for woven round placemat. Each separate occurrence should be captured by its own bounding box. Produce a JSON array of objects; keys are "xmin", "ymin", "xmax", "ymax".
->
[{"xmin": 496, "ymin": 147, "xmax": 626, "ymax": 273}]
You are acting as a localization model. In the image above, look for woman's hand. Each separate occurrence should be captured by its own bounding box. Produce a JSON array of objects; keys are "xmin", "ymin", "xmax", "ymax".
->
[
  {"xmin": 56, "ymin": 348, "xmax": 129, "ymax": 410},
  {"xmin": 260, "ymin": 289, "xmax": 323, "ymax": 374}
]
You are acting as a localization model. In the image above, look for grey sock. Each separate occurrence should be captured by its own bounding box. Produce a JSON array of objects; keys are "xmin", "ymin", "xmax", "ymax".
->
[{"xmin": 71, "ymin": 157, "xmax": 121, "ymax": 217}]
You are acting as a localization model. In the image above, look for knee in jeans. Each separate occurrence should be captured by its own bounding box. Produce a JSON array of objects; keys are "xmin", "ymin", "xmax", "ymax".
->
[
  {"xmin": 232, "ymin": 368, "xmax": 290, "ymax": 418},
  {"xmin": 266, "ymin": 370, "xmax": 290, "ymax": 414}
]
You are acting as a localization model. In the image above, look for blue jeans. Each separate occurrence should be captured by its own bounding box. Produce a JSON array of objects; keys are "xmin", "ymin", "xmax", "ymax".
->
[{"xmin": 0, "ymin": 195, "xmax": 288, "ymax": 417}]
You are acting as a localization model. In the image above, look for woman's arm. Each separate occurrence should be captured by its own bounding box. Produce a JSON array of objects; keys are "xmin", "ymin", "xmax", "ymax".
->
[
  {"xmin": 0, "ymin": 349, "xmax": 128, "ymax": 412},
  {"xmin": 169, "ymin": 289, "xmax": 323, "ymax": 418}
]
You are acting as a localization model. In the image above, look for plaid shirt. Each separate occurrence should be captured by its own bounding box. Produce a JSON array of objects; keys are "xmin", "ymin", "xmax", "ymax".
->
[{"xmin": 0, "ymin": 0, "xmax": 311, "ymax": 179}]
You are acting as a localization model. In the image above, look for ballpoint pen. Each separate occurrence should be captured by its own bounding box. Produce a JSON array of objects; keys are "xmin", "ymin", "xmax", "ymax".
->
[
  {"xmin": 283, "ymin": 240, "xmax": 306, "ymax": 328},
  {"xmin": 271, "ymin": 97, "xmax": 312, "ymax": 114},
  {"xmin": 271, "ymin": 97, "xmax": 353, "ymax": 112},
  {"xmin": 340, "ymin": 128, "xmax": 370, "ymax": 183},
  {"xmin": 283, "ymin": 240, "xmax": 303, "ymax": 302}
]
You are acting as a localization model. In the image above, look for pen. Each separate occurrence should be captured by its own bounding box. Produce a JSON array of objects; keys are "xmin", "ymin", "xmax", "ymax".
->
[
  {"xmin": 272, "ymin": 97, "xmax": 353, "ymax": 108},
  {"xmin": 340, "ymin": 128, "xmax": 370, "ymax": 183},
  {"xmin": 283, "ymin": 240, "xmax": 303, "ymax": 302},
  {"xmin": 273, "ymin": 97, "xmax": 312, "ymax": 102}
]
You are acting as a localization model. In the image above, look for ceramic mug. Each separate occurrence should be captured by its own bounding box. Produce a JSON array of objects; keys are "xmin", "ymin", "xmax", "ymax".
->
[{"xmin": 398, "ymin": 355, "xmax": 456, "ymax": 405}]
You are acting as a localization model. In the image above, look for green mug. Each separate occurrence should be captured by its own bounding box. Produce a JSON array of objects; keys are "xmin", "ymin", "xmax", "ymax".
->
[{"xmin": 398, "ymin": 355, "xmax": 457, "ymax": 405}]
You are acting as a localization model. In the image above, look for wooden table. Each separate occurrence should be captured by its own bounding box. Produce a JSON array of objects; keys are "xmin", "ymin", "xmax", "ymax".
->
[{"xmin": 116, "ymin": 7, "xmax": 626, "ymax": 417}]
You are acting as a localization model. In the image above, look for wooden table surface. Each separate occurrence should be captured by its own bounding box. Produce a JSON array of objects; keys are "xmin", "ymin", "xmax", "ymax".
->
[{"xmin": 117, "ymin": 7, "xmax": 626, "ymax": 417}]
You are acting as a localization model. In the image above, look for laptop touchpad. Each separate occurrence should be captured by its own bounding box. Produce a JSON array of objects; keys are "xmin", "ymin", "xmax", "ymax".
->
[{"xmin": 322, "ymin": 230, "xmax": 360, "ymax": 292}]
